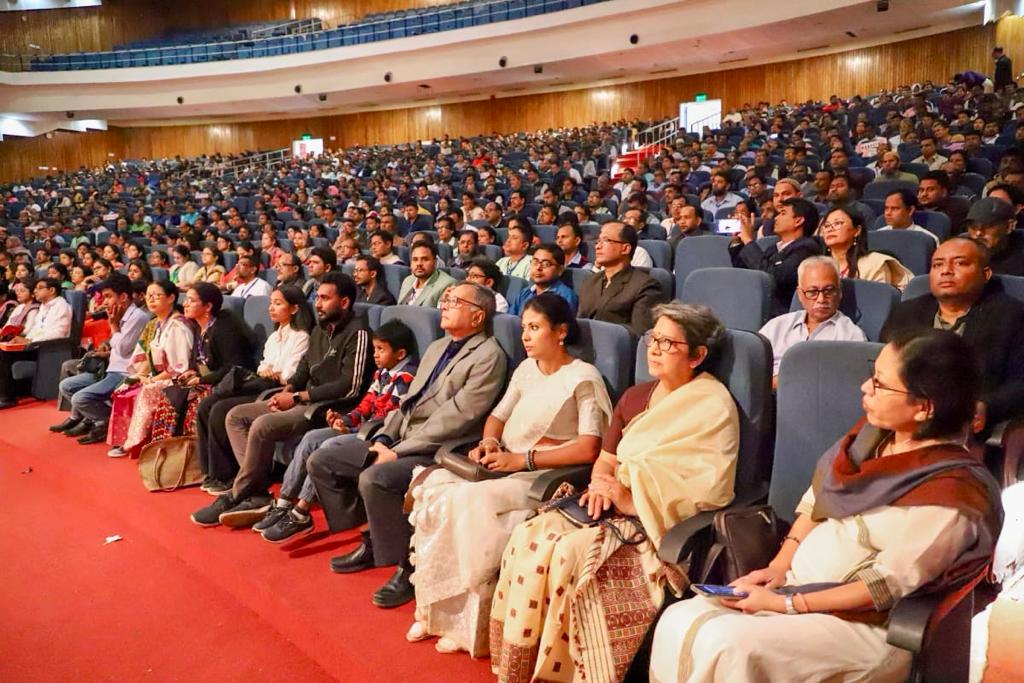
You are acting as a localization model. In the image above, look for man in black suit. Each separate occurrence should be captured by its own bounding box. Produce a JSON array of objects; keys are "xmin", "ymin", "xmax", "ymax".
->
[
  {"xmin": 353, "ymin": 255, "xmax": 396, "ymax": 305},
  {"xmin": 965, "ymin": 197, "xmax": 1024, "ymax": 276},
  {"xmin": 730, "ymin": 197, "xmax": 821, "ymax": 316},
  {"xmin": 993, "ymin": 46, "xmax": 1014, "ymax": 93},
  {"xmin": 881, "ymin": 236, "xmax": 1024, "ymax": 429},
  {"xmin": 576, "ymin": 222, "xmax": 663, "ymax": 337}
]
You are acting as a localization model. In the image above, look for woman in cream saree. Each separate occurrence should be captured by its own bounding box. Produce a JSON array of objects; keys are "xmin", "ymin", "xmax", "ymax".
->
[
  {"xmin": 408, "ymin": 294, "xmax": 613, "ymax": 657},
  {"xmin": 489, "ymin": 303, "xmax": 741, "ymax": 683}
]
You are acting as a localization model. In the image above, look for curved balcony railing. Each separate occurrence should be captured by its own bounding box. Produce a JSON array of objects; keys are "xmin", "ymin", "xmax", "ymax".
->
[{"xmin": 0, "ymin": 0, "xmax": 609, "ymax": 73}]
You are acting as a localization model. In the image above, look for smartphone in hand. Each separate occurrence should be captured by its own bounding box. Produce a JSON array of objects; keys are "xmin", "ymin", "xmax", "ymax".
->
[{"xmin": 690, "ymin": 584, "xmax": 749, "ymax": 599}]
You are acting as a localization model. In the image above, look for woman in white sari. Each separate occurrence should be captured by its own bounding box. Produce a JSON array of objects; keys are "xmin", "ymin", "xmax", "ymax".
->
[
  {"xmin": 407, "ymin": 293, "xmax": 614, "ymax": 657},
  {"xmin": 649, "ymin": 329, "xmax": 1002, "ymax": 683}
]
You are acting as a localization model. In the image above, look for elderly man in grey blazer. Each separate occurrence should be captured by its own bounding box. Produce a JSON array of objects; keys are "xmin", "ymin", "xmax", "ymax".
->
[{"xmin": 307, "ymin": 280, "xmax": 508, "ymax": 608}]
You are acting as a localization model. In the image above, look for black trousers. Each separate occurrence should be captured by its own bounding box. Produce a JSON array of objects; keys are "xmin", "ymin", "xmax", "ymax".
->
[
  {"xmin": 307, "ymin": 442, "xmax": 433, "ymax": 567},
  {"xmin": 0, "ymin": 349, "xmax": 34, "ymax": 402},
  {"xmin": 195, "ymin": 393, "xmax": 258, "ymax": 481}
]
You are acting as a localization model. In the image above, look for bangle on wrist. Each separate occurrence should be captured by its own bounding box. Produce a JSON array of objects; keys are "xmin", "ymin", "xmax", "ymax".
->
[
  {"xmin": 783, "ymin": 594, "xmax": 798, "ymax": 615},
  {"xmin": 525, "ymin": 448, "xmax": 536, "ymax": 471},
  {"xmin": 480, "ymin": 437, "xmax": 501, "ymax": 449},
  {"xmin": 784, "ymin": 535, "xmax": 801, "ymax": 545}
]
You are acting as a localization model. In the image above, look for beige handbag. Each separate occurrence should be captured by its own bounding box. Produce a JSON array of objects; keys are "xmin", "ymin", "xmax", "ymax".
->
[{"xmin": 138, "ymin": 437, "xmax": 203, "ymax": 492}]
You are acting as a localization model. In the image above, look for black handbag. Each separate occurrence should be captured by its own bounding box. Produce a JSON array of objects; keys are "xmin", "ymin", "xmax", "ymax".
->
[
  {"xmin": 697, "ymin": 506, "xmax": 782, "ymax": 584},
  {"xmin": 436, "ymin": 445, "xmax": 510, "ymax": 482},
  {"xmin": 546, "ymin": 491, "xmax": 649, "ymax": 546},
  {"xmin": 210, "ymin": 365, "xmax": 275, "ymax": 399}
]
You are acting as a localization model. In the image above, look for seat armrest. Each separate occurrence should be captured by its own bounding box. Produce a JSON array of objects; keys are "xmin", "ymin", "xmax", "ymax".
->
[
  {"xmin": 886, "ymin": 592, "xmax": 947, "ymax": 653},
  {"xmin": 657, "ymin": 483, "xmax": 770, "ymax": 566},
  {"xmin": 657, "ymin": 510, "xmax": 717, "ymax": 564},
  {"xmin": 985, "ymin": 420, "xmax": 1009, "ymax": 448},
  {"xmin": 257, "ymin": 386, "xmax": 284, "ymax": 401},
  {"xmin": 356, "ymin": 418, "xmax": 384, "ymax": 441},
  {"xmin": 527, "ymin": 464, "xmax": 592, "ymax": 502},
  {"xmin": 303, "ymin": 399, "xmax": 334, "ymax": 422}
]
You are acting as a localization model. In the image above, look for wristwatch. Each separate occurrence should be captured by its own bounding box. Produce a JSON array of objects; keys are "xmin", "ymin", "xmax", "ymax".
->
[
  {"xmin": 784, "ymin": 594, "xmax": 798, "ymax": 615},
  {"xmin": 291, "ymin": 392, "xmax": 303, "ymax": 405}
]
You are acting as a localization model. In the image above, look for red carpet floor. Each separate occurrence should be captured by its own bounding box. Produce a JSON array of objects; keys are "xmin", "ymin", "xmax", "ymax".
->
[{"xmin": 1, "ymin": 400, "xmax": 494, "ymax": 683}]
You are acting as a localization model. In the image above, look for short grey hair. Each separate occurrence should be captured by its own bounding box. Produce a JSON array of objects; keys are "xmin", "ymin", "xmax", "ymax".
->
[
  {"xmin": 651, "ymin": 301, "xmax": 726, "ymax": 361},
  {"xmin": 455, "ymin": 280, "xmax": 496, "ymax": 335},
  {"xmin": 797, "ymin": 255, "xmax": 841, "ymax": 284}
]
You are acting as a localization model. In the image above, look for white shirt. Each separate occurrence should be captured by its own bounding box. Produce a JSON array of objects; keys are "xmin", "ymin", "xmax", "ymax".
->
[
  {"xmin": 257, "ymin": 324, "xmax": 310, "ymax": 383},
  {"xmin": 911, "ymin": 154, "xmax": 948, "ymax": 171},
  {"xmin": 25, "ymin": 296, "xmax": 73, "ymax": 342},
  {"xmin": 494, "ymin": 292, "xmax": 509, "ymax": 314},
  {"xmin": 496, "ymin": 255, "xmax": 533, "ymax": 280},
  {"xmin": 759, "ymin": 310, "xmax": 867, "ymax": 375},
  {"xmin": 877, "ymin": 223, "xmax": 939, "ymax": 245},
  {"xmin": 230, "ymin": 277, "xmax": 273, "ymax": 299}
]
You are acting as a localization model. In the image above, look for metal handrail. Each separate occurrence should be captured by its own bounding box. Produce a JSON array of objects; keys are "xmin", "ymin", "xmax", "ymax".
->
[
  {"xmin": 249, "ymin": 17, "xmax": 324, "ymax": 39},
  {"xmin": 635, "ymin": 116, "xmax": 681, "ymax": 150},
  {"xmin": 214, "ymin": 147, "xmax": 291, "ymax": 179},
  {"xmin": 0, "ymin": 0, "xmax": 609, "ymax": 73}
]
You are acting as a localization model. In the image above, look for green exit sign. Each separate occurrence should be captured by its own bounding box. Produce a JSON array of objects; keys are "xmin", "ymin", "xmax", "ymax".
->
[
  {"xmin": 695, "ymin": 92, "xmax": 708, "ymax": 102},
  {"xmin": 301, "ymin": 133, "xmax": 313, "ymax": 140}
]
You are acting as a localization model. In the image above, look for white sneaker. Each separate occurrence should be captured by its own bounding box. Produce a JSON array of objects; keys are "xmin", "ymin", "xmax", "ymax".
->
[{"xmin": 107, "ymin": 446, "xmax": 127, "ymax": 458}]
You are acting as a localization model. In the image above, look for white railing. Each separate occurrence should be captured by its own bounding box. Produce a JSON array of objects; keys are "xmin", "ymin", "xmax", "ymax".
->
[
  {"xmin": 249, "ymin": 18, "xmax": 324, "ymax": 39},
  {"xmin": 215, "ymin": 148, "xmax": 291, "ymax": 179},
  {"xmin": 635, "ymin": 116, "xmax": 681, "ymax": 150}
]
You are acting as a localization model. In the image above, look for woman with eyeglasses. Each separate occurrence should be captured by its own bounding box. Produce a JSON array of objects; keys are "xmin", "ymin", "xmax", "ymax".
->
[
  {"xmin": 407, "ymin": 293, "xmax": 613, "ymax": 657},
  {"xmin": 194, "ymin": 246, "xmax": 226, "ymax": 286},
  {"xmin": 490, "ymin": 302, "xmax": 740, "ymax": 683},
  {"xmin": 650, "ymin": 329, "xmax": 1001, "ymax": 683},
  {"xmin": 107, "ymin": 280, "xmax": 194, "ymax": 457},
  {"xmin": 820, "ymin": 206, "xmax": 913, "ymax": 290}
]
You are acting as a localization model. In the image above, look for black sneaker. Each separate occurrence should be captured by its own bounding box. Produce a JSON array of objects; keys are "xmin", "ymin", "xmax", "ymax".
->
[
  {"xmin": 218, "ymin": 495, "xmax": 273, "ymax": 529},
  {"xmin": 190, "ymin": 494, "xmax": 235, "ymax": 527},
  {"xmin": 252, "ymin": 500, "xmax": 292, "ymax": 533},
  {"xmin": 261, "ymin": 508, "xmax": 314, "ymax": 543},
  {"xmin": 201, "ymin": 478, "xmax": 234, "ymax": 495}
]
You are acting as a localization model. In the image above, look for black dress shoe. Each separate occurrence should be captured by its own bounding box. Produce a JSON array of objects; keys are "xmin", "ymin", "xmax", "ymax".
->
[
  {"xmin": 64, "ymin": 420, "xmax": 95, "ymax": 437},
  {"xmin": 49, "ymin": 416, "xmax": 82, "ymax": 433},
  {"xmin": 77, "ymin": 423, "xmax": 108, "ymax": 445},
  {"xmin": 330, "ymin": 532, "xmax": 375, "ymax": 574},
  {"xmin": 372, "ymin": 564, "xmax": 415, "ymax": 609}
]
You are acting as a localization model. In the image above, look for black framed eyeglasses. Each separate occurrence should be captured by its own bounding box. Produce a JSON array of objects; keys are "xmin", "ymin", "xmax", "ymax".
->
[
  {"xmin": 643, "ymin": 330, "xmax": 688, "ymax": 353},
  {"xmin": 441, "ymin": 294, "xmax": 482, "ymax": 310},
  {"xmin": 800, "ymin": 286, "xmax": 840, "ymax": 300}
]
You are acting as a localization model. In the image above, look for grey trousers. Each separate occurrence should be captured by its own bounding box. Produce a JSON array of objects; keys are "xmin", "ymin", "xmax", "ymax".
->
[
  {"xmin": 225, "ymin": 400, "xmax": 310, "ymax": 500},
  {"xmin": 307, "ymin": 441, "xmax": 433, "ymax": 567}
]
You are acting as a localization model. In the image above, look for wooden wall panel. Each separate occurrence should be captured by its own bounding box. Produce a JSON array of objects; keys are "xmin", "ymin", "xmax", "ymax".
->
[
  {"xmin": 0, "ymin": 0, "xmax": 457, "ymax": 54},
  {"xmin": 3, "ymin": 18, "xmax": 1022, "ymax": 184}
]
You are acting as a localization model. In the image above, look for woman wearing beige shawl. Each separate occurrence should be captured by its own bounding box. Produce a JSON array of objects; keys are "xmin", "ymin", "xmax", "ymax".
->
[
  {"xmin": 489, "ymin": 302, "xmax": 740, "ymax": 683},
  {"xmin": 408, "ymin": 294, "xmax": 613, "ymax": 657}
]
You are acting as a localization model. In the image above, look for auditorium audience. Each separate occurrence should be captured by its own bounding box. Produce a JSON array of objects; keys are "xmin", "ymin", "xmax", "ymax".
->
[
  {"xmin": 301, "ymin": 246, "xmax": 337, "ymax": 303},
  {"xmin": 407, "ymin": 294, "xmax": 612, "ymax": 656},
  {"xmin": 495, "ymin": 220, "xmax": 533, "ymax": 280},
  {"xmin": 51, "ymin": 273, "xmax": 148, "ymax": 444},
  {"xmin": 576, "ymin": 222, "xmax": 662, "ymax": 336},
  {"xmin": 308, "ymin": 281, "xmax": 506, "ymax": 608},
  {"xmin": 882, "ymin": 236, "xmax": 1024, "ymax": 427},
  {"xmin": 190, "ymin": 272, "xmax": 373, "ymax": 527},
  {"xmin": 255, "ymin": 320, "xmax": 417, "ymax": 542},
  {"xmin": 821, "ymin": 206, "xmax": 913, "ymax": 289},
  {"xmin": 651, "ymin": 329, "xmax": 1002, "ymax": 683},
  {"xmin": 195, "ymin": 285, "xmax": 313, "ymax": 495},
  {"xmin": 490, "ymin": 302, "xmax": 739, "ymax": 682},
  {"xmin": 169, "ymin": 245, "xmax": 198, "ymax": 286}
]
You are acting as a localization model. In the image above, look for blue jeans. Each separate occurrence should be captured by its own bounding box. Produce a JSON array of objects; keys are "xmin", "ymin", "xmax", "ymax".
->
[
  {"xmin": 59, "ymin": 371, "xmax": 126, "ymax": 423},
  {"xmin": 281, "ymin": 427, "xmax": 360, "ymax": 502}
]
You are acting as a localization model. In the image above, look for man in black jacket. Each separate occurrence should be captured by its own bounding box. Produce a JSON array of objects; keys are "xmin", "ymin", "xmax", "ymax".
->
[
  {"xmin": 353, "ymin": 255, "xmax": 396, "ymax": 305},
  {"xmin": 993, "ymin": 46, "xmax": 1014, "ymax": 93},
  {"xmin": 881, "ymin": 236, "xmax": 1024, "ymax": 429},
  {"xmin": 191, "ymin": 272, "xmax": 374, "ymax": 528},
  {"xmin": 730, "ymin": 197, "xmax": 821, "ymax": 316},
  {"xmin": 965, "ymin": 197, "xmax": 1024, "ymax": 276}
]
